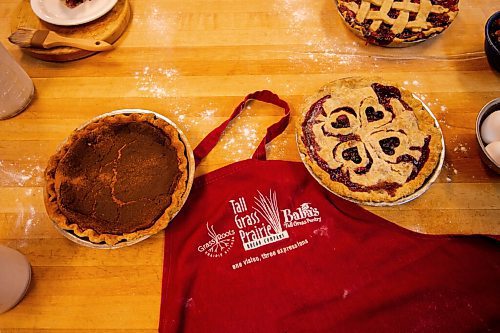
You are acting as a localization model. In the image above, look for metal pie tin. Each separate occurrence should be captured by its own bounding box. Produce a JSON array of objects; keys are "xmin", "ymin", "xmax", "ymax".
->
[
  {"xmin": 296, "ymin": 94, "xmax": 445, "ymax": 207},
  {"xmin": 47, "ymin": 109, "xmax": 195, "ymax": 249}
]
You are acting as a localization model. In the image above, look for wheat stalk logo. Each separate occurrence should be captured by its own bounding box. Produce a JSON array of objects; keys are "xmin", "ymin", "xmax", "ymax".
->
[
  {"xmin": 205, "ymin": 223, "xmax": 233, "ymax": 255},
  {"xmin": 253, "ymin": 190, "xmax": 283, "ymax": 234}
]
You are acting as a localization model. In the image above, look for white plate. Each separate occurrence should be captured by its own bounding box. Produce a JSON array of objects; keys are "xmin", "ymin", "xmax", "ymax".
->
[{"xmin": 30, "ymin": 0, "xmax": 118, "ymax": 26}]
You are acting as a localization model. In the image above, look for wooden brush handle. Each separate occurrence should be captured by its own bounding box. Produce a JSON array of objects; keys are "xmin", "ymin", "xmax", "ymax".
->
[{"xmin": 45, "ymin": 32, "xmax": 114, "ymax": 51}]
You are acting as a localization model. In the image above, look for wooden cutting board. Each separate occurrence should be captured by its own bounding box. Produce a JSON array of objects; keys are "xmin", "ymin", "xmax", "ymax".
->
[{"xmin": 10, "ymin": 0, "xmax": 130, "ymax": 62}]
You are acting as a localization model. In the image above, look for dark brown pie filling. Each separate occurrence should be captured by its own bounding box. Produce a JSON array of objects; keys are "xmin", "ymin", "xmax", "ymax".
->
[{"xmin": 54, "ymin": 121, "xmax": 183, "ymax": 235}]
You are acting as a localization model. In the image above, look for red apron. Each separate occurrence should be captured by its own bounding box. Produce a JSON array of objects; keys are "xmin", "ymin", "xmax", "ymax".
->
[{"xmin": 159, "ymin": 90, "xmax": 499, "ymax": 333}]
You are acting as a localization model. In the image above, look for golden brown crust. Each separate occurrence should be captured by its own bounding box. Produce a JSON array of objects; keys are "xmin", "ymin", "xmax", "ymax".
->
[
  {"xmin": 297, "ymin": 77, "xmax": 443, "ymax": 204},
  {"xmin": 44, "ymin": 112, "xmax": 188, "ymax": 245},
  {"xmin": 335, "ymin": 0, "xmax": 459, "ymax": 47}
]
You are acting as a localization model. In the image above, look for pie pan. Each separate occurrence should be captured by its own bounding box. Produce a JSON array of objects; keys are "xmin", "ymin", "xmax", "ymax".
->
[
  {"xmin": 296, "ymin": 94, "xmax": 445, "ymax": 207},
  {"xmin": 48, "ymin": 109, "xmax": 195, "ymax": 249}
]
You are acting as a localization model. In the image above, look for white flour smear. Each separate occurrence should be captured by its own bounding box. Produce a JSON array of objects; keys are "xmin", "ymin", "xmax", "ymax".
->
[
  {"xmin": 135, "ymin": 66, "xmax": 179, "ymax": 98},
  {"xmin": 0, "ymin": 157, "xmax": 45, "ymax": 243},
  {"xmin": 0, "ymin": 160, "xmax": 44, "ymax": 187}
]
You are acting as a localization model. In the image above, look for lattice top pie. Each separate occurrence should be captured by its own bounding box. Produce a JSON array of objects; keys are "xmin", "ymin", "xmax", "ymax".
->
[
  {"xmin": 336, "ymin": 0, "xmax": 459, "ymax": 46},
  {"xmin": 297, "ymin": 77, "xmax": 443, "ymax": 203}
]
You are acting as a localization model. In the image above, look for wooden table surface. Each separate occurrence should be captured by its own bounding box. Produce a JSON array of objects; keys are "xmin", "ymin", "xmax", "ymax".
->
[{"xmin": 0, "ymin": 0, "xmax": 499, "ymax": 331}]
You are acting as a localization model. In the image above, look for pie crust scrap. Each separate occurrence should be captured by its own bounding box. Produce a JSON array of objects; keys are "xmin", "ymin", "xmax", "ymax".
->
[
  {"xmin": 44, "ymin": 113, "xmax": 189, "ymax": 245},
  {"xmin": 65, "ymin": 0, "xmax": 87, "ymax": 8},
  {"xmin": 297, "ymin": 77, "xmax": 443, "ymax": 203},
  {"xmin": 335, "ymin": 0, "xmax": 459, "ymax": 46}
]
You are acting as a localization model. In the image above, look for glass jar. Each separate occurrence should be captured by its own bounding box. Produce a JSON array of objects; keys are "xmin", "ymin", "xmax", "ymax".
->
[{"xmin": 0, "ymin": 42, "xmax": 34, "ymax": 120}]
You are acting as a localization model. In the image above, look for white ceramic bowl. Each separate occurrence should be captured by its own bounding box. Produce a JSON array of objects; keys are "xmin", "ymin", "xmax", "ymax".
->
[{"xmin": 476, "ymin": 98, "xmax": 500, "ymax": 174}]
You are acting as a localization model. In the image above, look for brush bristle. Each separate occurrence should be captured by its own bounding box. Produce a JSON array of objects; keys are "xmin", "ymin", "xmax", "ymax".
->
[{"xmin": 8, "ymin": 28, "xmax": 37, "ymax": 48}]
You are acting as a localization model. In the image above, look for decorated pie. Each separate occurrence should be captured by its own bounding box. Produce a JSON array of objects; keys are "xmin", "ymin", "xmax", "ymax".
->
[
  {"xmin": 44, "ymin": 112, "xmax": 189, "ymax": 245},
  {"xmin": 335, "ymin": 0, "xmax": 459, "ymax": 46},
  {"xmin": 297, "ymin": 77, "xmax": 443, "ymax": 204}
]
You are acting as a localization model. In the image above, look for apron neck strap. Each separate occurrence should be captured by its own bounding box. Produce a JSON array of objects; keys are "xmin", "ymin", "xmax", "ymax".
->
[{"xmin": 193, "ymin": 90, "xmax": 290, "ymax": 166}]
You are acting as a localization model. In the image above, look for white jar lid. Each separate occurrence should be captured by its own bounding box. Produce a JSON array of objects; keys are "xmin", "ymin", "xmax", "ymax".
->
[{"xmin": 0, "ymin": 245, "xmax": 31, "ymax": 314}]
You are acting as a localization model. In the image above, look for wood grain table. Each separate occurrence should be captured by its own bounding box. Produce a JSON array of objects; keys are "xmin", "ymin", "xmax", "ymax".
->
[{"xmin": 0, "ymin": 0, "xmax": 499, "ymax": 331}]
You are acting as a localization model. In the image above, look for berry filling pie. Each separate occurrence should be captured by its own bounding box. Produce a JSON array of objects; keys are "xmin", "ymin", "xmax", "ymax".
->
[
  {"xmin": 297, "ymin": 77, "xmax": 443, "ymax": 203},
  {"xmin": 335, "ymin": 0, "xmax": 459, "ymax": 46}
]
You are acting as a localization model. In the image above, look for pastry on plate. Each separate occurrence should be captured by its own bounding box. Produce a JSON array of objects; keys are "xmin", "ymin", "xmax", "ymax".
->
[
  {"xmin": 64, "ymin": 0, "xmax": 86, "ymax": 8},
  {"xmin": 297, "ymin": 77, "xmax": 443, "ymax": 204}
]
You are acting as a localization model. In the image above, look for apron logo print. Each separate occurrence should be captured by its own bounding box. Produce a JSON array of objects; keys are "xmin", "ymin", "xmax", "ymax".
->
[
  {"xmin": 231, "ymin": 190, "xmax": 289, "ymax": 251},
  {"xmin": 197, "ymin": 223, "xmax": 235, "ymax": 258},
  {"xmin": 282, "ymin": 203, "xmax": 321, "ymax": 227}
]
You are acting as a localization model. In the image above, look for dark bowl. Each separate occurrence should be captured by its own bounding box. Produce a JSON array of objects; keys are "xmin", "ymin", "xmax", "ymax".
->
[
  {"xmin": 476, "ymin": 98, "xmax": 500, "ymax": 174},
  {"xmin": 485, "ymin": 11, "xmax": 500, "ymax": 72}
]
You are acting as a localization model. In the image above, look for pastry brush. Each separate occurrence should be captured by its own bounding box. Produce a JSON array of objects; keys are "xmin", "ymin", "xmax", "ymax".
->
[{"xmin": 8, "ymin": 28, "xmax": 114, "ymax": 51}]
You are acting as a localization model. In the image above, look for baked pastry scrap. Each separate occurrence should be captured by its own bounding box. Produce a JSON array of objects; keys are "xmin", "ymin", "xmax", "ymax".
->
[
  {"xmin": 64, "ymin": 0, "xmax": 87, "ymax": 8},
  {"xmin": 335, "ymin": 0, "xmax": 459, "ymax": 46},
  {"xmin": 297, "ymin": 77, "xmax": 443, "ymax": 203},
  {"xmin": 44, "ymin": 113, "xmax": 189, "ymax": 245}
]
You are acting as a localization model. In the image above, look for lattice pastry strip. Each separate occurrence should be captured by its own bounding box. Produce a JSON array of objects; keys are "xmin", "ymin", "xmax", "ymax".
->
[{"xmin": 349, "ymin": 0, "xmax": 452, "ymax": 34}]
